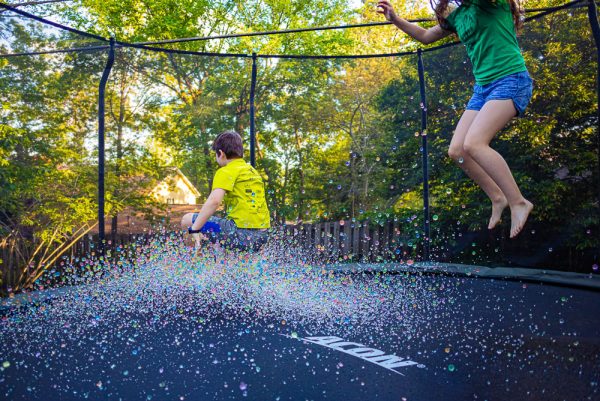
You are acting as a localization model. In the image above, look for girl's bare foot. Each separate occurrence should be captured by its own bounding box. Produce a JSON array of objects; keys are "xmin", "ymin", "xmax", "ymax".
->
[
  {"xmin": 510, "ymin": 199, "xmax": 533, "ymax": 238},
  {"xmin": 488, "ymin": 197, "xmax": 508, "ymax": 229}
]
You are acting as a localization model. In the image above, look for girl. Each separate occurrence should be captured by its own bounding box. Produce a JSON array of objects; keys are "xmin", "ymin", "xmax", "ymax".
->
[{"xmin": 377, "ymin": 0, "xmax": 533, "ymax": 238}]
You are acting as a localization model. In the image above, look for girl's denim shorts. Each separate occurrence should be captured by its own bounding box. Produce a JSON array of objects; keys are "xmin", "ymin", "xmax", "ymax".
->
[{"xmin": 466, "ymin": 70, "xmax": 533, "ymax": 116}]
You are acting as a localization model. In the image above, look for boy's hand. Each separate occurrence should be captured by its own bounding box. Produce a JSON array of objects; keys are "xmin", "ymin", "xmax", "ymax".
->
[
  {"xmin": 192, "ymin": 233, "xmax": 201, "ymax": 248},
  {"xmin": 377, "ymin": 1, "xmax": 397, "ymax": 22}
]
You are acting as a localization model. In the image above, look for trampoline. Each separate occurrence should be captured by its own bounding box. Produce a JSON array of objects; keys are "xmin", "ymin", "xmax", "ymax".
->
[
  {"xmin": 1, "ymin": 237, "xmax": 599, "ymax": 401},
  {"xmin": 1, "ymin": 1, "xmax": 600, "ymax": 400}
]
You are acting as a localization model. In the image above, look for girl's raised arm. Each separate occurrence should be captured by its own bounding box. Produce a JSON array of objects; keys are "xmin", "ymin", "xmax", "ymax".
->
[{"xmin": 377, "ymin": 1, "xmax": 453, "ymax": 45}]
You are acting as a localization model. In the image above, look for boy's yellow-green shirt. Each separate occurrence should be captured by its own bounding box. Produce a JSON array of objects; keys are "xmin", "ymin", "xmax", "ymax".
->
[{"xmin": 211, "ymin": 158, "xmax": 271, "ymax": 229}]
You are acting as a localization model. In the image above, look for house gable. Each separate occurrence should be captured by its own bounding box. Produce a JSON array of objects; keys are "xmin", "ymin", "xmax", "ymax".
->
[{"xmin": 151, "ymin": 168, "xmax": 201, "ymax": 205}]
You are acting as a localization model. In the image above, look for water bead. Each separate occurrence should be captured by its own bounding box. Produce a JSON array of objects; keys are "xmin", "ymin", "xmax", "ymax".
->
[
  {"xmin": 447, "ymin": 364, "xmax": 455, "ymax": 372},
  {"xmin": 239, "ymin": 381, "xmax": 248, "ymax": 391},
  {"xmin": 432, "ymin": 215, "xmax": 439, "ymax": 221}
]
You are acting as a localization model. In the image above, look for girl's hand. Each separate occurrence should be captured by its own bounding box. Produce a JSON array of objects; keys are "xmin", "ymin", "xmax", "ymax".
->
[{"xmin": 377, "ymin": 1, "xmax": 397, "ymax": 22}]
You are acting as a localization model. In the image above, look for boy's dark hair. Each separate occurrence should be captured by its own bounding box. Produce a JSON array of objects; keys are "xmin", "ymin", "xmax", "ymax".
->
[{"xmin": 211, "ymin": 131, "xmax": 244, "ymax": 159}]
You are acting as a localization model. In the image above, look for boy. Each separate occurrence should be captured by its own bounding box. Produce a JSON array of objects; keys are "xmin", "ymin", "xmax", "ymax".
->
[{"xmin": 181, "ymin": 131, "xmax": 270, "ymax": 251}]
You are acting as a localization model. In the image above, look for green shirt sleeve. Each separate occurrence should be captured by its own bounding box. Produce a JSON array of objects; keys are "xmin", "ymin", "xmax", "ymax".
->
[
  {"xmin": 443, "ymin": 6, "xmax": 458, "ymax": 33},
  {"xmin": 212, "ymin": 166, "xmax": 237, "ymax": 192},
  {"xmin": 441, "ymin": 17, "xmax": 456, "ymax": 33}
]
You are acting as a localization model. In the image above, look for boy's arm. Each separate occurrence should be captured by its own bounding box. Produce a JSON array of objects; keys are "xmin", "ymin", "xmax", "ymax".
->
[{"xmin": 189, "ymin": 188, "xmax": 226, "ymax": 232}]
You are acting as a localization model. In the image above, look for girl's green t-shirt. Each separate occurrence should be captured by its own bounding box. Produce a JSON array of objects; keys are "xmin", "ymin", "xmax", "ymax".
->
[{"xmin": 445, "ymin": 0, "xmax": 527, "ymax": 85}]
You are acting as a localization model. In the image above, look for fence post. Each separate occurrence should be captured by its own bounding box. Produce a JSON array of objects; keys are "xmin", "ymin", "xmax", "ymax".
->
[
  {"xmin": 343, "ymin": 222, "xmax": 351, "ymax": 257},
  {"xmin": 361, "ymin": 220, "xmax": 370, "ymax": 261},
  {"xmin": 392, "ymin": 220, "xmax": 400, "ymax": 260},
  {"xmin": 352, "ymin": 222, "xmax": 360, "ymax": 261},
  {"xmin": 315, "ymin": 223, "xmax": 322, "ymax": 251},
  {"xmin": 372, "ymin": 223, "xmax": 380, "ymax": 261},
  {"xmin": 383, "ymin": 221, "xmax": 390, "ymax": 259},
  {"xmin": 332, "ymin": 222, "xmax": 340, "ymax": 260},
  {"xmin": 323, "ymin": 222, "xmax": 331, "ymax": 254},
  {"xmin": 303, "ymin": 223, "xmax": 311, "ymax": 250}
]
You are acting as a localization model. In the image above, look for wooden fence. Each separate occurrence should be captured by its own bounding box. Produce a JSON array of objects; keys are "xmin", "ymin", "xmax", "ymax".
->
[
  {"xmin": 0, "ymin": 233, "xmax": 153, "ymax": 294},
  {"xmin": 279, "ymin": 220, "xmax": 413, "ymax": 261},
  {"xmin": 1, "ymin": 222, "xmax": 413, "ymax": 293},
  {"xmin": 2, "ymin": 220, "xmax": 593, "ymax": 295}
]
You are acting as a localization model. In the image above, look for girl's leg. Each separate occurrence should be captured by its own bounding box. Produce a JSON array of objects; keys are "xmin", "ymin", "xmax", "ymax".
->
[
  {"xmin": 448, "ymin": 110, "xmax": 508, "ymax": 229},
  {"xmin": 463, "ymin": 100, "xmax": 533, "ymax": 238}
]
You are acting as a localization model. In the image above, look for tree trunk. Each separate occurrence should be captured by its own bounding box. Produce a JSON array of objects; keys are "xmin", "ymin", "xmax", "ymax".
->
[
  {"xmin": 294, "ymin": 127, "xmax": 305, "ymax": 222},
  {"xmin": 280, "ymin": 157, "xmax": 290, "ymax": 224}
]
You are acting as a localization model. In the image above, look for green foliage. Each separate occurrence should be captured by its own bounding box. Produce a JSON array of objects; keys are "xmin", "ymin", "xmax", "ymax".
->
[{"xmin": 1, "ymin": 0, "xmax": 598, "ymax": 279}]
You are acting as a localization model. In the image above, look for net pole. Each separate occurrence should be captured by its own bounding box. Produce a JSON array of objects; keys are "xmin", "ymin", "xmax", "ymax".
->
[
  {"xmin": 417, "ymin": 49, "xmax": 431, "ymax": 261},
  {"xmin": 98, "ymin": 37, "xmax": 115, "ymax": 252},
  {"xmin": 250, "ymin": 52, "xmax": 258, "ymax": 167},
  {"xmin": 587, "ymin": 0, "xmax": 600, "ymax": 261}
]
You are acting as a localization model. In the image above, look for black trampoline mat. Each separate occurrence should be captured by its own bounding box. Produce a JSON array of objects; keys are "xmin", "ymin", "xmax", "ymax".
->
[{"xmin": 1, "ymin": 260, "xmax": 599, "ymax": 401}]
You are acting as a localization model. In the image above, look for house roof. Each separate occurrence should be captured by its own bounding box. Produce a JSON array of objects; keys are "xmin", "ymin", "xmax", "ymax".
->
[{"xmin": 156, "ymin": 167, "xmax": 202, "ymax": 197}]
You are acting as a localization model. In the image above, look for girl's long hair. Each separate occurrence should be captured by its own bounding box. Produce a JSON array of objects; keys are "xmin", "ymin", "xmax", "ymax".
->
[{"xmin": 431, "ymin": 0, "xmax": 524, "ymax": 32}]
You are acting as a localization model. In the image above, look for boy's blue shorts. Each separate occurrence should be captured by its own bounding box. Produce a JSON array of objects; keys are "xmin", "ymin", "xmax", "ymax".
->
[
  {"xmin": 466, "ymin": 70, "xmax": 533, "ymax": 117},
  {"xmin": 191, "ymin": 214, "xmax": 268, "ymax": 252}
]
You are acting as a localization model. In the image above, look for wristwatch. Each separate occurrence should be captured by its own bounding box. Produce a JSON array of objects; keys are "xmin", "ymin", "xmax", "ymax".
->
[{"xmin": 188, "ymin": 227, "xmax": 201, "ymax": 234}]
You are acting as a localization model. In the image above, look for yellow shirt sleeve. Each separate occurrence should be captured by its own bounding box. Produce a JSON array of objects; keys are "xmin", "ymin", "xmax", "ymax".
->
[{"xmin": 212, "ymin": 165, "xmax": 237, "ymax": 192}]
